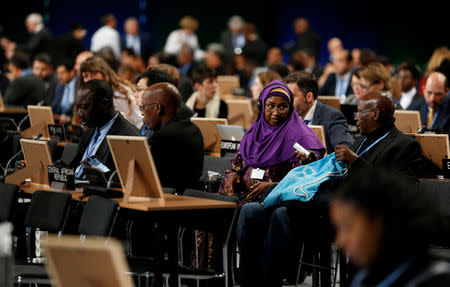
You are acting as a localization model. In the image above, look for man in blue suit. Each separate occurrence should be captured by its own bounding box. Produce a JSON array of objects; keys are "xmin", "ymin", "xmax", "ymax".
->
[
  {"xmin": 285, "ymin": 71, "xmax": 354, "ymax": 153},
  {"xmin": 318, "ymin": 49, "xmax": 354, "ymax": 104},
  {"xmin": 121, "ymin": 17, "xmax": 153, "ymax": 62},
  {"xmin": 409, "ymin": 71, "xmax": 450, "ymax": 135}
]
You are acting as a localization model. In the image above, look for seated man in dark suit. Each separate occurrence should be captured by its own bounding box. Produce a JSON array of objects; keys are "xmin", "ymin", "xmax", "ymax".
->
[
  {"xmin": 237, "ymin": 91, "xmax": 425, "ymax": 287},
  {"xmin": 285, "ymin": 71, "xmax": 354, "ymax": 153},
  {"xmin": 409, "ymin": 71, "xmax": 450, "ymax": 135},
  {"xmin": 318, "ymin": 49, "xmax": 354, "ymax": 104},
  {"xmin": 141, "ymin": 82, "xmax": 204, "ymax": 193},
  {"xmin": 4, "ymin": 51, "xmax": 46, "ymax": 107},
  {"xmin": 51, "ymin": 58, "xmax": 79, "ymax": 125},
  {"xmin": 70, "ymin": 79, "xmax": 140, "ymax": 178}
]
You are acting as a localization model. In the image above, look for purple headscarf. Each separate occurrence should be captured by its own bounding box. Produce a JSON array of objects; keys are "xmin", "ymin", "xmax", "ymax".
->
[{"xmin": 239, "ymin": 80, "xmax": 324, "ymax": 168}]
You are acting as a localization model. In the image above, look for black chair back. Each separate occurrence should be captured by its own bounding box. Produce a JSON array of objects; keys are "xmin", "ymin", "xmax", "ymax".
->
[
  {"xmin": 0, "ymin": 183, "xmax": 19, "ymax": 222},
  {"xmin": 24, "ymin": 190, "xmax": 72, "ymax": 233},
  {"xmin": 200, "ymin": 156, "xmax": 232, "ymax": 193},
  {"xmin": 202, "ymin": 156, "xmax": 231, "ymax": 178},
  {"xmin": 77, "ymin": 195, "xmax": 119, "ymax": 237}
]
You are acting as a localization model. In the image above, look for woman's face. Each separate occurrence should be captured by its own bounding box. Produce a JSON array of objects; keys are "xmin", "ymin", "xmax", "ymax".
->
[
  {"xmin": 359, "ymin": 77, "xmax": 384, "ymax": 97},
  {"xmin": 198, "ymin": 77, "xmax": 217, "ymax": 101},
  {"xmin": 263, "ymin": 96, "xmax": 290, "ymax": 126},
  {"xmin": 251, "ymin": 76, "xmax": 264, "ymax": 101},
  {"xmin": 351, "ymin": 75, "xmax": 365, "ymax": 100},
  {"xmin": 82, "ymin": 70, "xmax": 104, "ymax": 82},
  {"xmin": 330, "ymin": 199, "xmax": 382, "ymax": 267}
]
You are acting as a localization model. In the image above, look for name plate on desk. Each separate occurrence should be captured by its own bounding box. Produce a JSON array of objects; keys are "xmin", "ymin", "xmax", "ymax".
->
[
  {"xmin": 48, "ymin": 124, "xmax": 65, "ymax": 141},
  {"xmin": 47, "ymin": 165, "xmax": 75, "ymax": 190},
  {"xmin": 443, "ymin": 158, "xmax": 450, "ymax": 178},
  {"xmin": 221, "ymin": 140, "xmax": 240, "ymax": 157}
]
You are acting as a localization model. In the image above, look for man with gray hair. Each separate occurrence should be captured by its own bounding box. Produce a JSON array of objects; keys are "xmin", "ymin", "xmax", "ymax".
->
[
  {"xmin": 23, "ymin": 12, "xmax": 53, "ymax": 59},
  {"xmin": 221, "ymin": 15, "xmax": 245, "ymax": 65}
]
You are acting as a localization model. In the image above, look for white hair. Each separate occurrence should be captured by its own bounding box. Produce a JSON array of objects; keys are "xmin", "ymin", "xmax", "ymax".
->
[{"xmin": 26, "ymin": 13, "xmax": 43, "ymax": 24}]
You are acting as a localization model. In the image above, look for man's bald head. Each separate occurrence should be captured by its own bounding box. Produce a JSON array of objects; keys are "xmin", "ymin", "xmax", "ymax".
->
[
  {"xmin": 141, "ymin": 82, "xmax": 182, "ymax": 130},
  {"xmin": 361, "ymin": 90, "xmax": 395, "ymax": 123},
  {"xmin": 143, "ymin": 82, "xmax": 182, "ymax": 113},
  {"xmin": 356, "ymin": 91, "xmax": 395, "ymax": 135},
  {"xmin": 424, "ymin": 71, "xmax": 448, "ymax": 109}
]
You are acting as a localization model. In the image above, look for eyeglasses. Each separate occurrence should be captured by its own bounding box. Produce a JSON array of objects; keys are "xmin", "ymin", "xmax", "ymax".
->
[
  {"xmin": 264, "ymin": 104, "xmax": 289, "ymax": 114},
  {"xmin": 354, "ymin": 108, "xmax": 377, "ymax": 118},
  {"xmin": 353, "ymin": 81, "xmax": 379, "ymax": 91},
  {"xmin": 139, "ymin": 102, "xmax": 158, "ymax": 112}
]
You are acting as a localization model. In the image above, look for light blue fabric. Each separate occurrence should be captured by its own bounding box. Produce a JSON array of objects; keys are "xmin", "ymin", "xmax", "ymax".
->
[{"xmin": 262, "ymin": 153, "xmax": 347, "ymax": 208}]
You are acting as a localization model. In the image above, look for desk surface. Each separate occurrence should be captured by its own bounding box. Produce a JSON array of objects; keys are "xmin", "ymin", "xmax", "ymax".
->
[
  {"xmin": 0, "ymin": 107, "xmax": 28, "ymax": 114},
  {"xmin": 19, "ymin": 182, "xmax": 237, "ymax": 212}
]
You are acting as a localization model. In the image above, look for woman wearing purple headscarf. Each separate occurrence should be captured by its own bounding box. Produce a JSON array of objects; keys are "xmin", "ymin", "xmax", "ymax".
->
[{"xmin": 219, "ymin": 80, "xmax": 325, "ymax": 204}]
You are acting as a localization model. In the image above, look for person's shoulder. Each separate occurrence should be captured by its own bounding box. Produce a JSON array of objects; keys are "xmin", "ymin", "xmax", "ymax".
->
[
  {"xmin": 114, "ymin": 113, "xmax": 140, "ymax": 135},
  {"xmin": 20, "ymin": 74, "xmax": 46, "ymax": 86},
  {"xmin": 409, "ymin": 98, "xmax": 427, "ymax": 110},
  {"xmin": 390, "ymin": 127, "xmax": 417, "ymax": 144}
]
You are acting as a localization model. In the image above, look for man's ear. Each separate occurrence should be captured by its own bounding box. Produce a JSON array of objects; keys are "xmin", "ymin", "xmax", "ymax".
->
[
  {"xmin": 156, "ymin": 103, "xmax": 165, "ymax": 116},
  {"xmin": 373, "ymin": 109, "xmax": 380, "ymax": 121},
  {"xmin": 194, "ymin": 82, "xmax": 201, "ymax": 91},
  {"xmin": 306, "ymin": 91, "xmax": 314, "ymax": 103}
]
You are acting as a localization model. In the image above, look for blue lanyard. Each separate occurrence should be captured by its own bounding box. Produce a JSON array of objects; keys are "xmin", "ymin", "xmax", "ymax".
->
[
  {"xmin": 355, "ymin": 131, "xmax": 390, "ymax": 156},
  {"xmin": 350, "ymin": 257, "xmax": 415, "ymax": 287},
  {"xmin": 84, "ymin": 113, "xmax": 118, "ymax": 159}
]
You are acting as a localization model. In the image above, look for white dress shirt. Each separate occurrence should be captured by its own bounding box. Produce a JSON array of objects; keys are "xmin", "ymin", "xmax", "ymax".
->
[
  {"xmin": 163, "ymin": 29, "xmax": 199, "ymax": 55},
  {"xmin": 400, "ymin": 87, "xmax": 417, "ymax": 110},
  {"xmin": 126, "ymin": 34, "xmax": 141, "ymax": 56},
  {"xmin": 302, "ymin": 100, "xmax": 317, "ymax": 125},
  {"xmin": 90, "ymin": 26, "xmax": 121, "ymax": 60}
]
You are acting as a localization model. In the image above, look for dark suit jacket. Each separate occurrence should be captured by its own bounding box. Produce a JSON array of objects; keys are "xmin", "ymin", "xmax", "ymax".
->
[
  {"xmin": 51, "ymin": 32, "xmax": 85, "ymax": 63},
  {"xmin": 319, "ymin": 73, "xmax": 353, "ymax": 98},
  {"xmin": 69, "ymin": 113, "xmax": 140, "ymax": 172},
  {"xmin": 405, "ymin": 92, "xmax": 423, "ymax": 110},
  {"xmin": 4, "ymin": 74, "xmax": 46, "ymax": 107},
  {"xmin": 23, "ymin": 27, "xmax": 53, "ymax": 59},
  {"xmin": 408, "ymin": 96, "xmax": 450, "ymax": 135},
  {"xmin": 291, "ymin": 30, "xmax": 321, "ymax": 58},
  {"xmin": 351, "ymin": 125, "xmax": 424, "ymax": 180},
  {"xmin": 51, "ymin": 76, "xmax": 79, "ymax": 116},
  {"xmin": 43, "ymin": 74, "xmax": 58, "ymax": 106},
  {"xmin": 312, "ymin": 100, "xmax": 354, "ymax": 153},
  {"xmin": 148, "ymin": 112, "xmax": 204, "ymax": 193}
]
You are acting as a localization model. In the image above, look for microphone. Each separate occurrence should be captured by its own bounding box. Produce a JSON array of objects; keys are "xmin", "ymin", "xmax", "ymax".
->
[
  {"xmin": 17, "ymin": 101, "xmax": 45, "ymax": 132},
  {"xmin": 3, "ymin": 133, "xmax": 43, "ymax": 177},
  {"xmin": 107, "ymin": 170, "xmax": 118, "ymax": 189}
]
